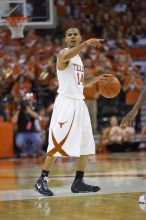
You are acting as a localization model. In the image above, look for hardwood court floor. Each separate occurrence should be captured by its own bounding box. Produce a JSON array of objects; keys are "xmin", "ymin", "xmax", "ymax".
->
[{"xmin": 0, "ymin": 152, "xmax": 146, "ymax": 220}]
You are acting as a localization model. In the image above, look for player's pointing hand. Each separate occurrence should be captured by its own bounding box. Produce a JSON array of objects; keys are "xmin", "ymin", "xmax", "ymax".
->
[{"xmin": 86, "ymin": 38, "xmax": 104, "ymax": 48}]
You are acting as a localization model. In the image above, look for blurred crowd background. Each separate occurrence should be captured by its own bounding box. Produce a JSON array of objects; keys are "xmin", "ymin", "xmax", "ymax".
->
[{"xmin": 0, "ymin": 0, "xmax": 146, "ymax": 158}]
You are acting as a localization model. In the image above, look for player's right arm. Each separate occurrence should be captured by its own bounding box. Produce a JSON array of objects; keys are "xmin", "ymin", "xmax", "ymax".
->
[
  {"xmin": 121, "ymin": 86, "xmax": 146, "ymax": 127},
  {"xmin": 57, "ymin": 39, "xmax": 104, "ymax": 70}
]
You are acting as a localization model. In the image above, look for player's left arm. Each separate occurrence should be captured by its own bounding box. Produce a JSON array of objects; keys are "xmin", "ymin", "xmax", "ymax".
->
[
  {"xmin": 84, "ymin": 74, "xmax": 113, "ymax": 87},
  {"xmin": 121, "ymin": 85, "xmax": 146, "ymax": 127},
  {"xmin": 131, "ymin": 85, "xmax": 146, "ymax": 112}
]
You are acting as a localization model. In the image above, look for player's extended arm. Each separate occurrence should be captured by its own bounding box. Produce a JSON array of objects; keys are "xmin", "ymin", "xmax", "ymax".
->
[
  {"xmin": 84, "ymin": 74, "xmax": 114, "ymax": 87},
  {"xmin": 133, "ymin": 86, "xmax": 146, "ymax": 110},
  {"xmin": 121, "ymin": 86, "xmax": 146, "ymax": 127},
  {"xmin": 57, "ymin": 39, "xmax": 104, "ymax": 64}
]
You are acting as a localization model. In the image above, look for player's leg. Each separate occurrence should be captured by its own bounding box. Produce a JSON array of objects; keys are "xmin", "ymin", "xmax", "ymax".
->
[
  {"xmin": 71, "ymin": 101, "xmax": 101, "ymax": 193},
  {"xmin": 34, "ymin": 96, "xmax": 61, "ymax": 196},
  {"xmin": 76, "ymin": 155, "xmax": 89, "ymax": 171},
  {"xmin": 34, "ymin": 156, "xmax": 56, "ymax": 196},
  {"xmin": 71, "ymin": 155, "xmax": 100, "ymax": 193}
]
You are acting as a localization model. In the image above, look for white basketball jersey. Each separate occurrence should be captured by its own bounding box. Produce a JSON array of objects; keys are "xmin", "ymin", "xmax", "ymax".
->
[{"xmin": 57, "ymin": 54, "xmax": 85, "ymax": 99}]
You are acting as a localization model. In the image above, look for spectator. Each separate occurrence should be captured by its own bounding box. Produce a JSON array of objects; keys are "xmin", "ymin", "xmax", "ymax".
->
[
  {"xmin": 11, "ymin": 75, "xmax": 32, "ymax": 102},
  {"xmin": 123, "ymin": 126, "xmax": 135, "ymax": 143},
  {"xmin": 0, "ymin": 108, "xmax": 5, "ymax": 122},
  {"xmin": 36, "ymin": 106, "xmax": 49, "ymax": 155},
  {"xmin": 122, "ymin": 126, "xmax": 137, "ymax": 151},
  {"xmin": 105, "ymin": 116, "xmax": 124, "ymax": 152},
  {"xmin": 12, "ymin": 93, "xmax": 42, "ymax": 157},
  {"xmin": 108, "ymin": 116, "xmax": 123, "ymax": 145}
]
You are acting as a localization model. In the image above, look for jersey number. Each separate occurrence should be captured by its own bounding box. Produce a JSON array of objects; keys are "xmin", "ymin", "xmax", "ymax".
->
[{"xmin": 77, "ymin": 73, "xmax": 84, "ymax": 85}]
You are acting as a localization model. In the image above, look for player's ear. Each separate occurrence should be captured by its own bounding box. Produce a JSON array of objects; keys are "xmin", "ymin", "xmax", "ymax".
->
[
  {"xmin": 79, "ymin": 34, "xmax": 81, "ymax": 42},
  {"xmin": 65, "ymin": 37, "xmax": 67, "ymax": 43}
]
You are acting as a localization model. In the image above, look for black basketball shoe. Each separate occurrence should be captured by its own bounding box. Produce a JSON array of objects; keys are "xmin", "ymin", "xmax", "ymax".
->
[
  {"xmin": 34, "ymin": 176, "xmax": 53, "ymax": 196},
  {"xmin": 71, "ymin": 178, "xmax": 101, "ymax": 193}
]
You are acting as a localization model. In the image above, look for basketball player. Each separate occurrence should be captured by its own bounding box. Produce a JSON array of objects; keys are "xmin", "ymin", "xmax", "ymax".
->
[
  {"xmin": 121, "ymin": 85, "xmax": 146, "ymax": 205},
  {"xmin": 121, "ymin": 85, "xmax": 146, "ymax": 127},
  {"xmin": 34, "ymin": 28, "xmax": 113, "ymax": 196}
]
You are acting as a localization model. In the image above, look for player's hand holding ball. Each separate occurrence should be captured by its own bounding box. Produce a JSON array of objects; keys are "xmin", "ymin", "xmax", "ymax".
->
[{"xmin": 97, "ymin": 74, "xmax": 121, "ymax": 98}]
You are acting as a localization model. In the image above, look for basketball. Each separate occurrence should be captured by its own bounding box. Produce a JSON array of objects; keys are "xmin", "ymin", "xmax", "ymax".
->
[{"xmin": 98, "ymin": 76, "xmax": 121, "ymax": 98}]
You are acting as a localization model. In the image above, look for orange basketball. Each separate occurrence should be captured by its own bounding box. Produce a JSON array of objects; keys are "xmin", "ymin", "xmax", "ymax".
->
[{"xmin": 98, "ymin": 76, "xmax": 121, "ymax": 98}]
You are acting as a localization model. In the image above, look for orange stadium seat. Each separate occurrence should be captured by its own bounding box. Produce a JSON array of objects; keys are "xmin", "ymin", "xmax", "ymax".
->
[
  {"xmin": 130, "ymin": 47, "xmax": 146, "ymax": 60},
  {"xmin": 0, "ymin": 122, "xmax": 14, "ymax": 158}
]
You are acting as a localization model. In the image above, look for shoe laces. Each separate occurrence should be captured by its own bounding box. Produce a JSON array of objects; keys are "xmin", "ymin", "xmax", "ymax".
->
[
  {"xmin": 81, "ymin": 178, "xmax": 84, "ymax": 182},
  {"xmin": 43, "ymin": 177, "xmax": 49, "ymax": 190},
  {"xmin": 80, "ymin": 178, "xmax": 90, "ymax": 187},
  {"xmin": 79, "ymin": 178, "xmax": 84, "ymax": 184},
  {"xmin": 74, "ymin": 178, "xmax": 85, "ymax": 185}
]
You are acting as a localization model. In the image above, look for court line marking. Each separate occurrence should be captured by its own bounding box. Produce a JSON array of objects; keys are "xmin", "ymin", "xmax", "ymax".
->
[{"xmin": 0, "ymin": 176, "xmax": 146, "ymax": 201}]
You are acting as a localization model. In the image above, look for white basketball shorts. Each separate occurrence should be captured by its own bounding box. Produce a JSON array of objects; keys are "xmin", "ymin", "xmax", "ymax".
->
[{"xmin": 47, "ymin": 94, "xmax": 95, "ymax": 157}]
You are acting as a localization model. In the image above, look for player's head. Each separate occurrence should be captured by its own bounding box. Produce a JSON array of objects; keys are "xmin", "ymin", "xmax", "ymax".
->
[{"xmin": 65, "ymin": 28, "xmax": 81, "ymax": 48}]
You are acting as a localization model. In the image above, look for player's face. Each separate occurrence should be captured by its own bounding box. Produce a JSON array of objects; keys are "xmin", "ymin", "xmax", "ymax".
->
[{"xmin": 65, "ymin": 28, "xmax": 81, "ymax": 48}]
